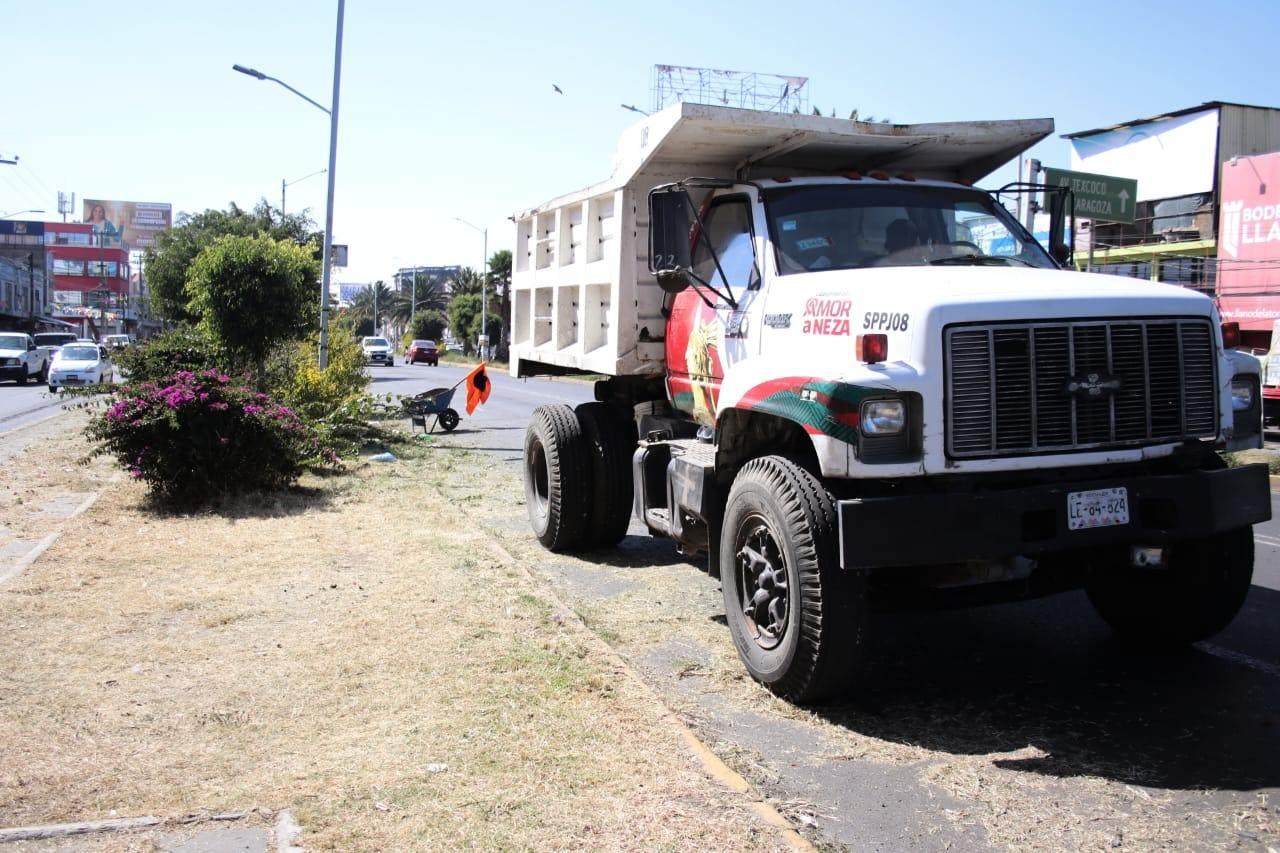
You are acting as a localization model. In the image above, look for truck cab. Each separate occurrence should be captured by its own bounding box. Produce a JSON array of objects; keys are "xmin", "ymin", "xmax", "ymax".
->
[{"xmin": 510, "ymin": 104, "xmax": 1271, "ymax": 703}]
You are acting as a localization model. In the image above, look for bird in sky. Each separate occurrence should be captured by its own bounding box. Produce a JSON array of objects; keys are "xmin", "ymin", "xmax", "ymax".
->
[{"xmin": 552, "ymin": 84, "xmax": 564, "ymax": 94}]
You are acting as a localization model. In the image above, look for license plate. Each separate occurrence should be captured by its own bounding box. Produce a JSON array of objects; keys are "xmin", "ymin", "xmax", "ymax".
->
[{"xmin": 1067, "ymin": 487, "xmax": 1130, "ymax": 531}]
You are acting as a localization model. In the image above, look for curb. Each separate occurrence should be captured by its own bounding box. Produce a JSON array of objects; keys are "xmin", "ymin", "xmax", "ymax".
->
[
  {"xmin": 488, "ymin": 541, "xmax": 816, "ymax": 852},
  {"xmin": 1, "ymin": 475, "xmax": 119, "ymax": 587}
]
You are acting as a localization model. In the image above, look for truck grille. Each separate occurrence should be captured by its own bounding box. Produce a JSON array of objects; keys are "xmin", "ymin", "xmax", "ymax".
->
[{"xmin": 945, "ymin": 319, "xmax": 1217, "ymax": 458}]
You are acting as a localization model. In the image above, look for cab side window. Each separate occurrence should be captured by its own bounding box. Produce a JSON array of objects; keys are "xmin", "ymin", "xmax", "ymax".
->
[{"xmin": 691, "ymin": 197, "xmax": 757, "ymax": 290}]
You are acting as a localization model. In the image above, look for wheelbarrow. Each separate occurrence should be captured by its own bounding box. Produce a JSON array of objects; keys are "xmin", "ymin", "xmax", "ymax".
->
[{"xmin": 404, "ymin": 386, "xmax": 461, "ymax": 433}]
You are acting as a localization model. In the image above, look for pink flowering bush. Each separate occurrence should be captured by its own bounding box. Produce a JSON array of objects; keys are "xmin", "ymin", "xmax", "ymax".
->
[{"xmin": 87, "ymin": 370, "xmax": 340, "ymax": 505}]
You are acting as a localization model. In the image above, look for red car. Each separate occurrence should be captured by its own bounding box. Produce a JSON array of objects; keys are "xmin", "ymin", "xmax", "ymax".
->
[{"xmin": 407, "ymin": 339, "xmax": 439, "ymax": 366}]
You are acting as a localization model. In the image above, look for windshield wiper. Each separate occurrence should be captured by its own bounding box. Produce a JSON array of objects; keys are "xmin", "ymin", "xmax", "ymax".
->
[{"xmin": 929, "ymin": 253, "xmax": 1033, "ymax": 267}]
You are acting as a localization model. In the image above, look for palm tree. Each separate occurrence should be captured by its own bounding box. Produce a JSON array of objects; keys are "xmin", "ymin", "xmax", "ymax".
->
[{"xmin": 347, "ymin": 280, "xmax": 396, "ymax": 334}]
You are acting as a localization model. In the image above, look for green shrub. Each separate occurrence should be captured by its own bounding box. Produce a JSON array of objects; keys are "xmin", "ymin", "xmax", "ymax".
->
[
  {"xmin": 88, "ymin": 370, "xmax": 339, "ymax": 506},
  {"xmin": 265, "ymin": 325, "xmax": 398, "ymax": 454},
  {"xmin": 114, "ymin": 326, "xmax": 230, "ymax": 384}
]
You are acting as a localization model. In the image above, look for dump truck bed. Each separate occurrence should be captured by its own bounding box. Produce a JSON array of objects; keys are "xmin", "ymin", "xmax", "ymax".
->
[{"xmin": 510, "ymin": 102, "xmax": 1053, "ymax": 378}]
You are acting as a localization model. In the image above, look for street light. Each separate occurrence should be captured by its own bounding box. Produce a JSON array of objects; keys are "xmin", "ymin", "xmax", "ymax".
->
[
  {"xmin": 621, "ymin": 104, "xmax": 649, "ymax": 116},
  {"xmin": 232, "ymin": 0, "xmax": 345, "ymax": 369},
  {"xmin": 0, "ymin": 209, "xmax": 45, "ymax": 218},
  {"xmin": 455, "ymin": 217, "xmax": 488, "ymax": 357},
  {"xmin": 281, "ymin": 168, "xmax": 326, "ymax": 215}
]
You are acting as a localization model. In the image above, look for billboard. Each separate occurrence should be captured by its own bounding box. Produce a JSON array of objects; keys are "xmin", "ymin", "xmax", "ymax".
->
[
  {"xmin": 1069, "ymin": 108, "xmax": 1219, "ymax": 202},
  {"xmin": 82, "ymin": 199, "xmax": 172, "ymax": 248},
  {"xmin": 1215, "ymin": 151, "xmax": 1280, "ymax": 331},
  {"xmin": 338, "ymin": 283, "xmax": 368, "ymax": 305}
]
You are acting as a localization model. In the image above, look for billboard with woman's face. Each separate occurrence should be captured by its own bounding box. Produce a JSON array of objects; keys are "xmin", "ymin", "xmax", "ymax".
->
[{"xmin": 82, "ymin": 199, "xmax": 172, "ymax": 248}]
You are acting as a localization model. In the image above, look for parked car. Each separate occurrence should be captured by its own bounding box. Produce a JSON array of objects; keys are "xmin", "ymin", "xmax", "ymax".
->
[
  {"xmin": 102, "ymin": 333, "xmax": 135, "ymax": 350},
  {"xmin": 361, "ymin": 336, "xmax": 394, "ymax": 366},
  {"xmin": 47, "ymin": 343, "xmax": 113, "ymax": 390},
  {"xmin": 33, "ymin": 332, "xmax": 79, "ymax": 363},
  {"xmin": 406, "ymin": 339, "xmax": 439, "ymax": 366},
  {"xmin": 0, "ymin": 333, "xmax": 49, "ymax": 386}
]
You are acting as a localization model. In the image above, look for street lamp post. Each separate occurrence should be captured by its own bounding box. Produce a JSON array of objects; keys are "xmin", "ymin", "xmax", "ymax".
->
[
  {"xmin": 232, "ymin": 0, "xmax": 345, "ymax": 368},
  {"xmin": 455, "ymin": 217, "xmax": 488, "ymax": 357},
  {"xmin": 0, "ymin": 208, "xmax": 45, "ymax": 218},
  {"xmin": 281, "ymin": 168, "xmax": 327, "ymax": 215}
]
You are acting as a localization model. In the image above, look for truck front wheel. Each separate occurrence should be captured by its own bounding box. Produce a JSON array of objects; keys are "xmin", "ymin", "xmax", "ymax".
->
[
  {"xmin": 719, "ymin": 455, "xmax": 866, "ymax": 703},
  {"xmin": 1086, "ymin": 527, "xmax": 1254, "ymax": 645},
  {"xmin": 524, "ymin": 404, "xmax": 591, "ymax": 551}
]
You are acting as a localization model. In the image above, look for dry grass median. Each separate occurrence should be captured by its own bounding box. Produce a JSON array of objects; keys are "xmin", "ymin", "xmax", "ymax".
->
[{"xmin": 0, "ymin": 420, "xmax": 786, "ymax": 851}]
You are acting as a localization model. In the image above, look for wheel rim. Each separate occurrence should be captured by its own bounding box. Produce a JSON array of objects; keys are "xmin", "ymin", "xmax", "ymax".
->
[
  {"xmin": 527, "ymin": 438, "xmax": 550, "ymax": 517},
  {"xmin": 734, "ymin": 513, "xmax": 790, "ymax": 650}
]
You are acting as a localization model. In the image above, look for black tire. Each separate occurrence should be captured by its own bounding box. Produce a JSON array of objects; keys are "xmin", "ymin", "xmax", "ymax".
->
[
  {"xmin": 16, "ymin": 365, "xmax": 28, "ymax": 386},
  {"xmin": 439, "ymin": 408, "xmax": 460, "ymax": 432},
  {"xmin": 37, "ymin": 361, "xmax": 48, "ymax": 383},
  {"xmin": 575, "ymin": 402, "xmax": 636, "ymax": 548},
  {"xmin": 524, "ymin": 404, "xmax": 591, "ymax": 551},
  {"xmin": 1087, "ymin": 527, "xmax": 1254, "ymax": 645},
  {"xmin": 719, "ymin": 455, "xmax": 866, "ymax": 703}
]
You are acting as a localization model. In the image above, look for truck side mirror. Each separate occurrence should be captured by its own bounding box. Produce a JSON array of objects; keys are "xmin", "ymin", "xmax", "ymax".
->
[
  {"xmin": 1046, "ymin": 188, "xmax": 1075, "ymax": 268},
  {"xmin": 648, "ymin": 188, "xmax": 693, "ymax": 293}
]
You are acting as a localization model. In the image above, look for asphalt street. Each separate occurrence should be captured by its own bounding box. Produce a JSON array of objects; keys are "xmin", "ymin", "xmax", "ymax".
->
[{"xmin": 0, "ymin": 381, "xmax": 79, "ymax": 434}]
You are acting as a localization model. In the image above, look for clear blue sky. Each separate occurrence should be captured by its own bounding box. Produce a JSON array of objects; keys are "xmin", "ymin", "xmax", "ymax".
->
[{"xmin": 3, "ymin": 0, "xmax": 1277, "ymax": 284}]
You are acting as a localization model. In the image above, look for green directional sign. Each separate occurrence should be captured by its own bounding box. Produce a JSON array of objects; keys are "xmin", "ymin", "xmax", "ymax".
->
[{"xmin": 1042, "ymin": 167, "xmax": 1138, "ymax": 225}]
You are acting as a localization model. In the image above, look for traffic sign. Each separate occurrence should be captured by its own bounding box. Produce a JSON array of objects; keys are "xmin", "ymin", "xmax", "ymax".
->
[{"xmin": 1042, "ymin": 167, "xmax": 1138, "ymax": 225}]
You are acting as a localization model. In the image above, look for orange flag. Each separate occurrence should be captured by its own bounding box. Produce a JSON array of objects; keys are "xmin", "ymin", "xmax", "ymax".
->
[{"xmin": 464, "ymin": 362, "xmax": 492, "ymax": 415}]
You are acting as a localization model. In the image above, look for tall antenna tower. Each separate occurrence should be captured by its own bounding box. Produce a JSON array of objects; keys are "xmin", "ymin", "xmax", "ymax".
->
[{"xmin": 651, "ymin": 65, "xmax": 808, "ymax": 114}]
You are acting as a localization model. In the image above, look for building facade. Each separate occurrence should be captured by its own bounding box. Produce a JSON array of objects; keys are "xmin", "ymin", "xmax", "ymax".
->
[
  {"xmin": 1063, "ymin": 101, "xmax": 1280, "ymax": 322},
  {"xmin": 0, "ymin": 220, "xmax": 53, "ymax": 332},
  {"xmin": 44, "ymin": 221, "xmax": 139, "ymax": 336}
]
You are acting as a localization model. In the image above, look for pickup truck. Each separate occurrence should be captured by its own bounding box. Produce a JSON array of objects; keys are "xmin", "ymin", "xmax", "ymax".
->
[{"xmin": 0, "ymin": 332, "xmax": 49, "ymax": 385}]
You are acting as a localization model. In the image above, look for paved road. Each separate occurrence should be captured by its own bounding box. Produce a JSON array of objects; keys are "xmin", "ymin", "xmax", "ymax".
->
[
  {"xmin": 368, "ymin": 360, "xmax": 593, "ymax": 460},
  {"xmin": 0, "ymin": 381, "xmax": 77, "ymax": 434}
]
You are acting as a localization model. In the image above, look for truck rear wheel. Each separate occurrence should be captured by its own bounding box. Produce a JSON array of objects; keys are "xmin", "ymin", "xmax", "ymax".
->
[
  {"xmin": 719, "ymin": 455, "xmax": 866, "ymax": 703},
  {"xmin": 524, "ymin": 404, "xmax": 591, "ymax": 551},
  {"xmin": 1086, "ymin": 527, "xmax": 1254, "ymax": 645},
  {"xmin": 575, "ymin": 402, "xmax": 635, "ymax": 548}
]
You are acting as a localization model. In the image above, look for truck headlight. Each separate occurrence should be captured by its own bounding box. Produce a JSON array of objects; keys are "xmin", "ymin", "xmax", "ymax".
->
[
  {"xmin": 861, "ymin": 399, "xmax": 906, "ymax": 435},
  {"xmin": 1231, "ymin": 378, "xmax": 1255, "ymax": 412}
]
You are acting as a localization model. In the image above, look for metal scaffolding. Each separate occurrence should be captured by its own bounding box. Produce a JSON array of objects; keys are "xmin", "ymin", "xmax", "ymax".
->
[{"xmin": 651, "ymin": 65, "xmax": 809, "ymax": 114}]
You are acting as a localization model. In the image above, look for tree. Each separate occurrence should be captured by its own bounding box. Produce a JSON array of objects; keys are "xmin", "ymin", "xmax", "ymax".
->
[
  {"xmin": 145, "ymin": 201, "xmax": 319, "ymax": 323},
  {"xmin": 409, "ymin": 309, "xmax": 446, "ymax": 342},
  {"xmin": 186, "ymin": 234, "xmax": 320, "ymax": 381},
  {"xmin": 447, "ymin": 292, "xmax": 500, "ymax": 355},
  {"xmin": 447, "ymin": 267, "xmax": 483, "ymax": 298},
  {"xmin": 487, "ymin": 250, "xmax": 513, "ymax": 360},
  {"xmin": 346, "ymin": 281, "xmax": 395, "ymax": 333}
]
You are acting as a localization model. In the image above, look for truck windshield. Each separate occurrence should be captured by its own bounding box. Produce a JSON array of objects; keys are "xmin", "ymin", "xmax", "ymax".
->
[{"xmin": 763, "ymin": 184, "xmax": 1056, "ymax": 274}]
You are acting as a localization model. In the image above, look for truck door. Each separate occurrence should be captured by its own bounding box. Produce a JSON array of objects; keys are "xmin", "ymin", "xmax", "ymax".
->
[{"xmin": 665, "ymin": 193, "xmax": 761, "ymax": 426}]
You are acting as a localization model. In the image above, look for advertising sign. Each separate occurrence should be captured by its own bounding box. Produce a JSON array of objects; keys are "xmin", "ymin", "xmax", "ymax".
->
[
  {"xmin": 1042, "ymin": 167, "xmax": 1138, "ymax": 224},
  {"xmin": 1069, "ymin": 108, "xmax": 1218, "ymax": 202},
  {"xmin": 1215, "ymin": 151, "xmax": 1280, "ymax": 331},
  {"xmin": 338, "ymin": 284, "xmax": 368, "ymax": 305},
  {"xmin": 82, "ymin": 199, "xmax": 172, "ymax": 248},
  {"xmin": 52, "ymin": 290, "xmax": 84, "ymax": 306}
]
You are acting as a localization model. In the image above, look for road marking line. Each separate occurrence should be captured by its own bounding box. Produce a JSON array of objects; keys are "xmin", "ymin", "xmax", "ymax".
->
[
  {"xmin": 1254, "ymin": 534, "xmax": 1280, "ymax": 548},
  {"xmin": 1199, "ymin": 643, "xmax": 1280, "ymax": 680}
]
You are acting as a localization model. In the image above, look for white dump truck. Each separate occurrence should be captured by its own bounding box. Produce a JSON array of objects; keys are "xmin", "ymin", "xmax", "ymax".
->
[{"xmin": 509, "ymin": 103, "xmax": 1270, "ymax": 702}]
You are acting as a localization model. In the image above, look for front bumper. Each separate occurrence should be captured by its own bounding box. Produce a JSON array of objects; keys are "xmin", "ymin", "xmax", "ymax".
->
[
  {"xmin": 0, "ymin": 365, "xmax": 26, "ymax": 380},
  {"xmin": 366, "ymin": 352, "xmax": 392, "ymax": 363},
  {"xmin": 838, "ymin": 464, "xmax": 1272, "ymax": 570}
]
